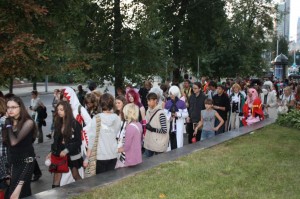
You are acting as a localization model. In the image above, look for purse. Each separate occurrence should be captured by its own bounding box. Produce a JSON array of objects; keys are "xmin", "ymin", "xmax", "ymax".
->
[{"xmin": 49, "ymin": 154, "xmax": 69, "ymax": 173}]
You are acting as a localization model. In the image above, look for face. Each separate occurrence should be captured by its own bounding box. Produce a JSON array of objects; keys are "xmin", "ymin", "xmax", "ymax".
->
[
  {"xmin": 284, "ymin": 89, "xmax": 290, "ymax": 96},
  {"xmin": 247, "ymin": 91, "xmax": 252, "ymax": 98},
  {"xmin": 57, "ymin": 105, "xmax": 65, "ymax": 118},
  {"xmin": 233, "ymin": 87, "xmax": 239, "ymax": 93},
  {"xmin": 205, "ymin": 103, "xmax": 213, "ymax": 109},
  {"xmin": 183, "ymin": 81, "xmax": 189, "ymax": 88},
  {"xmin": 192, "ymin": 85, "xmax": 200, "ymax": 94},
  {"xmin": 147, "ymin": 99, "xmax": 157, "ymax": 108},
  {"xmin": 86, "ymin": 101, "xmax": 93, "ymax": 109},
  {"xmin": 217, "ymin": 87, "xmax": 224, "ymax": 95},
  {"xmin": 32, "ymin": 93, "xmax": 37, "ymax": 99},
  {"xmin": 128, "ymin": 94, "xmax": 134, "ymax": 103},
  {"xmin": 169, "ymin": 92, "xmax": 175, "ymax": 100},
  {"xmin": 7, "ymin": 101, "xmax": 21, "ymax": 119},
  {"xmin": 115, "ymin": 99, "xmax": 124, "ymax": 111}
]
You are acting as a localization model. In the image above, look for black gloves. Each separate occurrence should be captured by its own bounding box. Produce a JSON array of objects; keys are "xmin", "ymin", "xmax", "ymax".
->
[
  {"xmin": 5, "ymin": 117, "xmax": 12, "ymax": 127},
  {"xmin": 146, "ymin": 124, "xmax": 156, "ymax": 132}
]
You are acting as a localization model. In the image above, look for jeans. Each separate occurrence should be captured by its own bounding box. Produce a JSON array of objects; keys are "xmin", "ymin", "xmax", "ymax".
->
[
  {"xmin": 201, "ymin": 130, "xmax": 215, "ymax": 141},
  {"xmin": 143, "ymin": 149, "xmax": 162, "ymax": 158},
  {"xmin": 215, "ymin": 119, "xmax": 225, "ymax": 135}
]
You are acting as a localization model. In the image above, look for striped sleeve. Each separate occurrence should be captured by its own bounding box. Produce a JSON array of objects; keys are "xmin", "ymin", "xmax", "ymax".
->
[{"xmin": 156, "ymin": 113, "xmax": 167, "ymax": 134}]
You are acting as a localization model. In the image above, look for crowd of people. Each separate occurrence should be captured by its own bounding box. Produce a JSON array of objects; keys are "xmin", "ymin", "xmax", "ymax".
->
[{"xmin": 0, "ymin": 76, "xmax": 299, "ymax": 198}]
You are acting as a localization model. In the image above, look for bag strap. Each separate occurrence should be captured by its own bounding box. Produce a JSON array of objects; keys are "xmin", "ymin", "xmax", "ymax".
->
[
  {"xmin": 148, "ymin": 109, "xmax": 161, "ymax": 124},
  {"xmin": 129, "ymin": 123, "xmax": 140, "ymax": 133},
  {"xmin": 90, "ymin": 115, "xmax": 101, "ymax": 161},
  {"xmin": 78, "ymin": 105, "xmax": 82, "ymax": 115}
]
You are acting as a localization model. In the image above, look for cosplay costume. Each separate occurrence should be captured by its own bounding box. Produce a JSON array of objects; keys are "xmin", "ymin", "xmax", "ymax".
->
[
  {"xmin": 164, "ymin": 86, "xmax": 188, "ymax": 150},
  {"xmin": 60, "ymin": 87, "xmax": 92, "ymax": 185},
  {"xmin": 242, "ymin": 88, "xmax": 264, "ymax": 126},
  {"xmin": 6, "ymin": 119, "xmax": 35, "ymax": 198}
]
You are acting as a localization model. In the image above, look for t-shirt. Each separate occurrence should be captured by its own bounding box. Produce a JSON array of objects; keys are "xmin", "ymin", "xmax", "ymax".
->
[{"xmin": 201, "ymin": 109, "xmax": 216, "ymax": 131}]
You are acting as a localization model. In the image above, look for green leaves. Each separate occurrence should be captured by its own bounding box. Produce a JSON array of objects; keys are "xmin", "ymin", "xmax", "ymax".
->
[{"xmin": 276, "ymin": 109, "xmax": 300, "ymax": 130}]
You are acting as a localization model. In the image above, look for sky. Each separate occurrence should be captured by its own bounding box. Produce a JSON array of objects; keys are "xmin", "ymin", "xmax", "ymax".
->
[{"xmin": 289, "ymin": 0, "xmax": 300, "ymax": 41}]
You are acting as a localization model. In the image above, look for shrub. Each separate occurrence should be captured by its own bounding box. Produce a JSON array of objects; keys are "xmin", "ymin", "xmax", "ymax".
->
[{"xmin": 276, "ymin": 109, "xmax": 300, "ymax": 129}]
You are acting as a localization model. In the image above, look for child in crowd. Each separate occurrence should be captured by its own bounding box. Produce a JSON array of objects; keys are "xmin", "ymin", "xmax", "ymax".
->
[{"xmin": 193, "ymin": 99, "xmax": 224, "ymax": 141}]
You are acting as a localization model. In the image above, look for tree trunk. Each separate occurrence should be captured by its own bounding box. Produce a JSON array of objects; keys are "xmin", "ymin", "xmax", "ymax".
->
[
  {"xmin": 113, "ymin": 0, "xmax": 123, "ymax": 96},
  {"xmin": 171, "ymin": 0, "xmax": 189, "ymax": 84},
  {"xmin": 9, "ymin": 77, "xmax": 13, "ymax": 93},
  {"xmin": 32, "ymin": 76, "xmax": 37, "ymax": 91}
]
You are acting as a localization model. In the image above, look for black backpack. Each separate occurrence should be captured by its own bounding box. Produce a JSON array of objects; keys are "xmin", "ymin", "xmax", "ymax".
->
[{"xmin": 37, "ymin": 106, "xmax": 47, "ymax": 120}]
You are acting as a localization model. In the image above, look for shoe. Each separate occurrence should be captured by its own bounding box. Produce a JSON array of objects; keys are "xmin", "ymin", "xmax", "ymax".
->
[
  {"xmin": 31, "ymin": 174, "xmax": 42, "ymax": 182},
  {"xmin": 46, "ymin": 134, "xmax": 52, "ymax": 139}
]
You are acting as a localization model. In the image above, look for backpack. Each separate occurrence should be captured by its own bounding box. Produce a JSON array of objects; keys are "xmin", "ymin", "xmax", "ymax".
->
[{"xmin": 37, "ymin": 106, "xmax": 47, "ymax": 120}]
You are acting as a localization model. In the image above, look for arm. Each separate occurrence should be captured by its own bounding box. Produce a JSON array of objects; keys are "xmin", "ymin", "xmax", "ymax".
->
[
  {"xmin": 63, "ymin": 121, "xmax": 82, "ymax": 156},
  {"xmin": 146, "ymin": 113, "xmax": 168, "ymax": 134},
  {"xmin": 32, "ymin": 99, "xmax": 42, "ymax": 111},
  {"xmin": 213, "ymin": 112, "xmax": 224, "ymax": 131},
  {"xmin": 139, "ymin": 106, "xmax": 146, "ymax": 121},
  {"xmin": 193, "ymin": 116, "xmax": 203, "ymax": 136},
  {"xmin": 8, "ymin": 119, "xmax": 34, "ymax": 146}
]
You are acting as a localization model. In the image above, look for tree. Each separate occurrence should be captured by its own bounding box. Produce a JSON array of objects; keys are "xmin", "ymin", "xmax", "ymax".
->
[{"xmin": 0, "ymin": 0, "xmax": 48, "ymax": 92}]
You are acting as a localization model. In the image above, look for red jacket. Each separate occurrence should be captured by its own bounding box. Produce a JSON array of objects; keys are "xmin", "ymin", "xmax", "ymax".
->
[{"xmin": 242, "ymin": 98, "xmax": 264, "ymax": 126}]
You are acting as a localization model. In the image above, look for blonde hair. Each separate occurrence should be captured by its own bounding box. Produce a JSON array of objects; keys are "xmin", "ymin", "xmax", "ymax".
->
[
  {"xmin": 231, "ymin": 83, "xmax": 241, "ymax": 91},
  {"xmin": 123, "ymin": 103, "xmax": 139, "ymax": 122}
]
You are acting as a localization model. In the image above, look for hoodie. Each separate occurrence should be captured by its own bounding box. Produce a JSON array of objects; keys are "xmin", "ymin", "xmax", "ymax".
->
[{"xmin": 89, "ymin": 112, "xmax": 121, "ymax": 160}]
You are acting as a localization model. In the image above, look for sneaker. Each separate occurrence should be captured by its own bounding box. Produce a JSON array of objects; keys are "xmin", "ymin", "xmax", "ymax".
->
[{"xmin": 46, "ymin": 134, "xmax": 52, "ymax": 139}]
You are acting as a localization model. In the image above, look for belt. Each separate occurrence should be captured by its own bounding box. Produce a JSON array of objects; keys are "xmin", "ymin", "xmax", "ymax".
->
[
  {"xmin": 24, "ymin": 157, "xmax": 35, "ymax": 163},
  {"xmin": 11, "ymin": 156, "xmax": 35, "ymax": 164}
]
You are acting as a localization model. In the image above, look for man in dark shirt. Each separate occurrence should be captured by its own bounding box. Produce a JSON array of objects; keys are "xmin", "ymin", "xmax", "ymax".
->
[
  {"xmin": 186, "ymin": 82, "xmax": 206, "ymax": 143},
  {"xmin": 212, "ymin": 85, "xmax": 230, "ymax": 135}
]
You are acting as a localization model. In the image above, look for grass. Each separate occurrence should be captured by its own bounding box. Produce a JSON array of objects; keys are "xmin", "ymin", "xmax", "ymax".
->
[{"xmin": 74, "ymin": 124, "xmax": 300, "ymax": 199}]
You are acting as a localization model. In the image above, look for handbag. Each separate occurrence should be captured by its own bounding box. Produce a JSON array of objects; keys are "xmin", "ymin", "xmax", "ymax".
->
[
  {"xmin": 85, "ymin": 115, "xmax": 101, "ymax": 177},
  {"xmin": 49, "ymin": 154, "xmax": 69, "ymax": 173}
]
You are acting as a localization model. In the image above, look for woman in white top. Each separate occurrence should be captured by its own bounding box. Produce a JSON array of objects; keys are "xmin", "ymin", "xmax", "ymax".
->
[{"xmin": 278, "ymin": 86, "xmax": 295, "ymax": 110}]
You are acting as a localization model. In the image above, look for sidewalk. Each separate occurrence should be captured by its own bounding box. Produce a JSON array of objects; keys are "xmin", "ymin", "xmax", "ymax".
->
[{"xmin": 2, "ymin": 82, "xmax": 116, "ymax": 97}]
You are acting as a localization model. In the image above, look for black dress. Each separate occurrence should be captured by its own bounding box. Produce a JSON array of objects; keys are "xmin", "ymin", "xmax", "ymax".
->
[
  {"xmin": 51, "ymin": 119, "xmax": 83, "ymax": 169},
  {"xmin": 7, "ymin": 119, "xmax": 35, "ymax": 198}
]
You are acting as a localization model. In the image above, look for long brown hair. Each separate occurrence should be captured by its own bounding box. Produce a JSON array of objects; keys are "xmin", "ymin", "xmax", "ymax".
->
[
  {"xmin": 3, "ymin": 96, "xmax": 37, "ymax": 142},
  {"xmin": 54, "ymin": 101, "xmax": 75, "ymax": 142}
]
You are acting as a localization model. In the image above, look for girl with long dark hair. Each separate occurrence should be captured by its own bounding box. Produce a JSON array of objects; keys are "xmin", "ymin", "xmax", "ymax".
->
[
  {"xmin": 46, "ymin": 101, "xmax": 82, "ymax": 188},
  {"xmin": 3, "ymin": 96, "xmax": 37, "ymax": 198}
]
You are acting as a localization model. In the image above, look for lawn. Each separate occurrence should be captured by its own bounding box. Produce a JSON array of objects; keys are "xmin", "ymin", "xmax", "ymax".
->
[{"xmin": 74, "ymin": 124, "xmax": 300, "ymax": 199}]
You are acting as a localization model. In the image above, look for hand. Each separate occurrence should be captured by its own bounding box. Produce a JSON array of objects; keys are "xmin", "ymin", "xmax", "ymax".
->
[
  {"xmin": 46, "ymin": 152, "xmax": 51, "ymax": 160},
  {"xmin": 193, "ymin": 131, "xmax": 197, "ymax": 136},
  {"xmin": 212, "ymin": 127, "xmax": 218, "ymax": 132},
  {"xmin": 60, "ymin": 151, "xmax": 67, "ymax": 157},
  {"xmin": 118, "ymin": 147, "xmax": 124, "ymax": 153},
  {"xmin": 146, "ymin": 124, "xmax": 156, "ymax": 132},
  {"xmin": 83, "ymin": 158, "xmax": 89, "ymax": 168}
]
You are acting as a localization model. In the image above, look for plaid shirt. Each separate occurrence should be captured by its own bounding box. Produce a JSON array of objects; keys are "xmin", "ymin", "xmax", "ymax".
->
[{"xmin": 0, "ymin": 123, "xmax": 7, "ymax": 158}]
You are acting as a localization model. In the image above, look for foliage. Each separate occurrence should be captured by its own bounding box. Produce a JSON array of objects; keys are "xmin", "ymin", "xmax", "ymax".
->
[
  {"xmin": 0, "ymin": 0, "xmax": 48, "ymax": 82},
  {"xmin": 73, "ymin": 124, "xmax": 300, "ymax": 199},
  {"xmin": 276, "ymin": 109, "xmax": 300, "ymax": 129}
]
